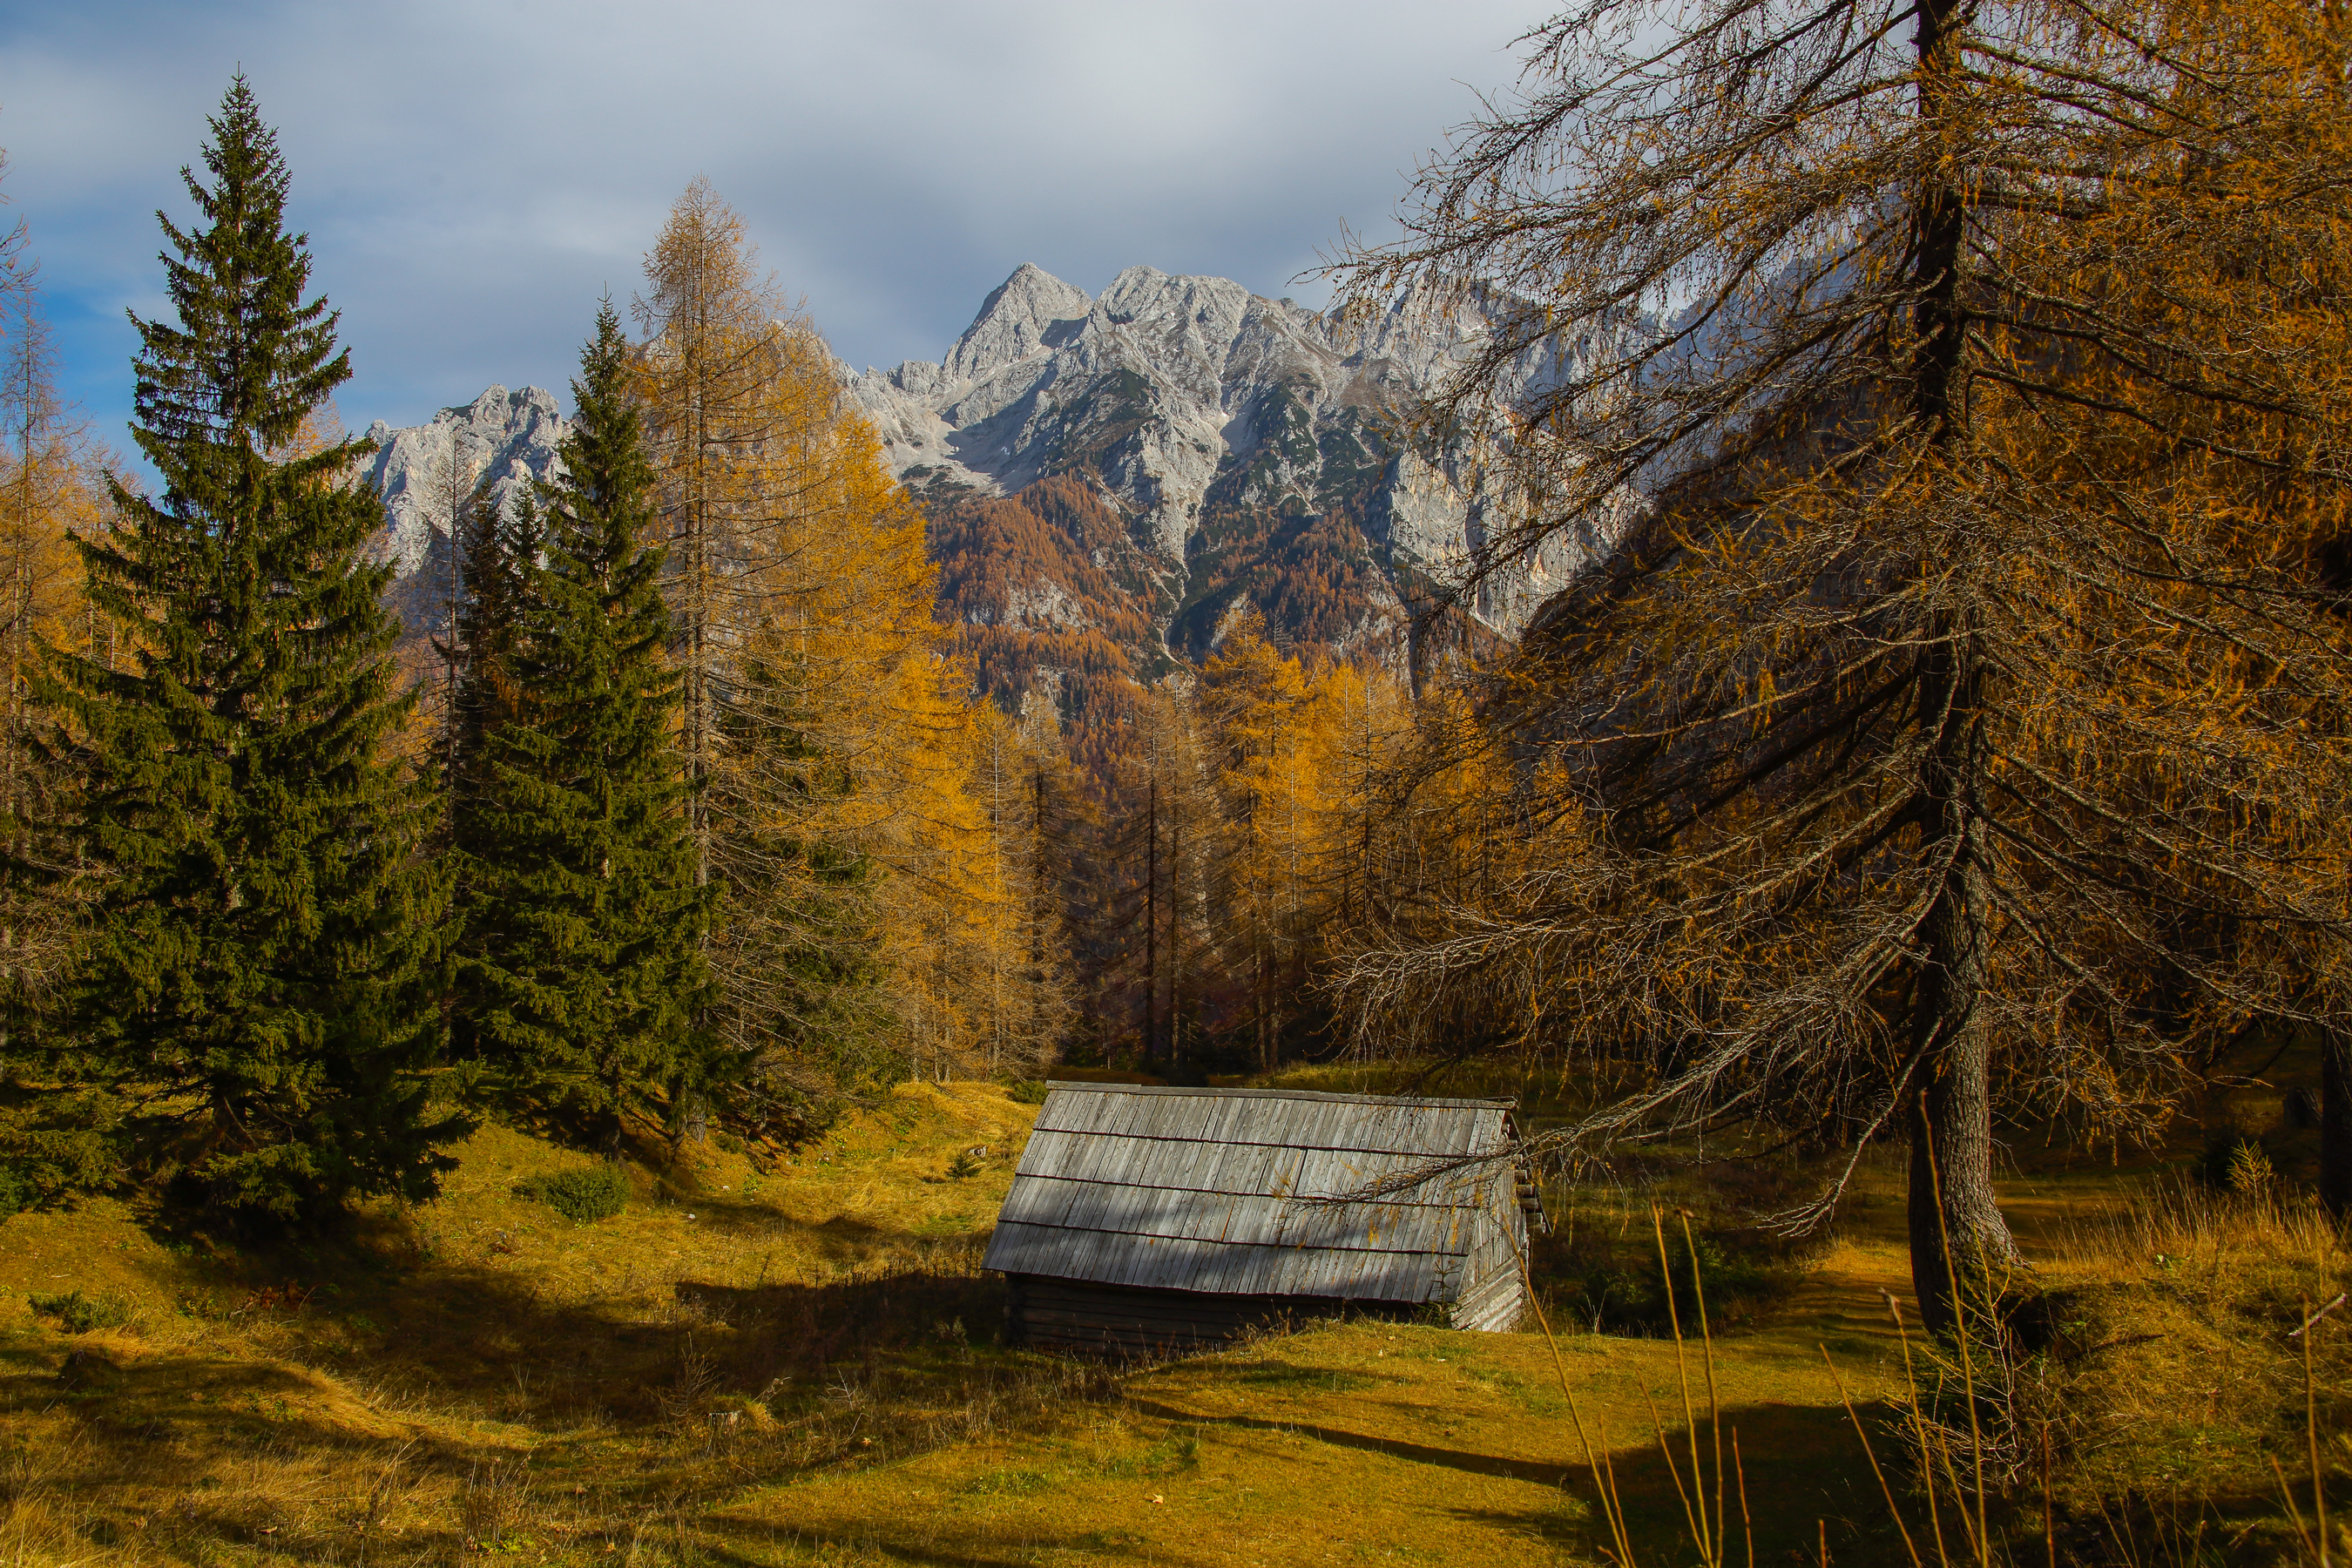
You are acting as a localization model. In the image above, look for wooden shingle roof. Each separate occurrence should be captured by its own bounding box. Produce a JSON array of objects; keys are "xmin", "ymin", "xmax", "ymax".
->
[{"xmin": 982, "ymin": 1084, "xmax": 1523, "ymax": 1304}]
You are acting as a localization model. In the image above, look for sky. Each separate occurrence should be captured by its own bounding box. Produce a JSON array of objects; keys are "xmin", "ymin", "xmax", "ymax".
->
[{"xmin": 1, "ymin": 0, "xmax": 1551, "ymax": 457}]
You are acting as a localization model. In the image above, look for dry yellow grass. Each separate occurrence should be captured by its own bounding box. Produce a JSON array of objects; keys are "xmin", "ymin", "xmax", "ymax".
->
[
  {"xmin": 7, "ymin": 1076, "xmax": 2315, "ymax": 1568},
  {"xmin": 2029, "ymin": 1181, "xmax": 2352, "ymax": 1513},
  {"xmin": 0, "ymin": 1081, "xmax": 1039, "ymax": 1565}
]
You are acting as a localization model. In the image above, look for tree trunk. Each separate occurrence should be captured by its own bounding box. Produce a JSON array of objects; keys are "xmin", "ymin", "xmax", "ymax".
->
[
  {"xmin": 1168, "ymin": 811, "xmax": 1184, "ymax": 1074},
  {"xmin": 1143, "ymin": 780, "xmax": 1158, "ymax": 1066},
  {"xmin": 1906, "ymin": 649, "xmax": 2019, "ymax": 1335},
  {"xmin": 1906, "ymin": 959, "xmax": 2017, "ymax": 1335},
  {"xmin": 2322, "ymin": 1027, "xmax": 2352, "ymax": 1220},
  {"xmin": 1898, "ymin": 0, "xmax": 2016, "ymax": 1339}
]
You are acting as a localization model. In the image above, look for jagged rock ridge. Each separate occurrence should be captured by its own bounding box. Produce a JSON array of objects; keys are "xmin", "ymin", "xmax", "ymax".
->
[
  {"xmin": 355, "ymin": 268, "xmax": 1604, "ymax": 726},
  {"xmin": 358, "ymin": 385, "xmax": 571, "ymax": 639},
  {"xmin": 847, "ymin": 263, "xmax": 1588, "ymax": 676}
]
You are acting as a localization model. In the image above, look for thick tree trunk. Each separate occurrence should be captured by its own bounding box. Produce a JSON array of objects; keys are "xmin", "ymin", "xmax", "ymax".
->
[
  {"xmin": 1906, "ymin": 643, "xmax": 2020, "ymax": 1335},
  {"xmin": 1906, "ymin": 923, "xmax": 2018, "ymax": 1334},
  {"xmin": 2322, "ymin": 1027, "xmax": 2352, "ymax": 1220}
]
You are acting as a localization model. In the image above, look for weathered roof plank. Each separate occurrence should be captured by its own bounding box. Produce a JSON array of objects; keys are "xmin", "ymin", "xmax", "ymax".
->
[{"xmin": 983, "ymin": 1084, "xmax": 1526, "ymax": 1307}]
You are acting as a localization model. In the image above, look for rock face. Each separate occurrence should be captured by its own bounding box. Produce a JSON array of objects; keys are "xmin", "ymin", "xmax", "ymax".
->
[
  {"xmin": 355, "ymin": 268, "xmax": 1606, "ymax": 721},
  {"xmin": 848, "ymin": 263, "xmax": 1591, "ymax": 669},
  {"xmin": 358, "ymin": 385, "xmax": 570, "ymax": 639}
]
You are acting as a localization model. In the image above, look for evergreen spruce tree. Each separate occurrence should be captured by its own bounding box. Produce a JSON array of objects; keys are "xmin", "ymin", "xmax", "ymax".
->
[
  {"xmin": 440, "ymin": 476, "xmax": 541, "ymax": 856},
  {"xmin": 459, "ymin": 302, "xmax": 716, "ymax": 1143},
  {"xmin": 440, "ymin": 474, "xmax": 537, "ymax": 1061},
  {"xmin": 41, "ymin": 77, "xmax": 457, "ymax": 1223}
]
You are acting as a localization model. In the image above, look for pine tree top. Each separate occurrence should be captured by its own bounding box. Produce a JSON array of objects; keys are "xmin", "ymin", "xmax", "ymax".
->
[
  {"xmin": 129, "ymin": 73, "xmax": 355, "ymax": 491},
  {"xmin": 557, "ymin": 301, "xmax": 660, "ymax": 549}
]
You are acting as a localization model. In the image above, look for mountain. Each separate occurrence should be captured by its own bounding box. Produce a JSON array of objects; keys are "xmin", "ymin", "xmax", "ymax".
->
[
  {"xmin": 848, "ymin": 265, "xmax": 1585, "ymax": 669},
  {"xmin": 356, "ymin": 385, "xmax": 571, "ymax": 640},
  {"xmin": 353, "ymin": 266, "xmax": 1599, "ymax": 759}
]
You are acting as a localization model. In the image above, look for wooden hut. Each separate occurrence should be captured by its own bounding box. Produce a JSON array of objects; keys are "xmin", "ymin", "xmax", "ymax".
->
[{"xmin": 983, "ymin": 1083, "xmax": 1545, "ymax": 1355}]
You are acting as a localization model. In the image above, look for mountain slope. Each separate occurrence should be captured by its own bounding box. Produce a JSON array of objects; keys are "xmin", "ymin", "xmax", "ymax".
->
[
  {"xmin": 354, "ymin": 266, "xmax": 1602, "ymax": 745},
  {"xmin": 848, "ymin": 264, "xmax": 1591, "ymax": 716}
]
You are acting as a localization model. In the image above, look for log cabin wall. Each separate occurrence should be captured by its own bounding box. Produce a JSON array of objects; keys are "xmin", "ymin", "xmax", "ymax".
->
[{"xmin": 1003, "ymin": 1275, "xmax": 1423, "ymax": 1355}]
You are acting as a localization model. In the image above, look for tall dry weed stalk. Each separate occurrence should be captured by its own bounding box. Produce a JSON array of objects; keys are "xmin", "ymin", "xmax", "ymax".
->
[
  {"xmin": 1524, "ymin": 1205, "xmax": 1757, "ymax": 1568},
  {"xmin": 459, "ymin": 1456, "xmax": 530, "ymax": 1551}
]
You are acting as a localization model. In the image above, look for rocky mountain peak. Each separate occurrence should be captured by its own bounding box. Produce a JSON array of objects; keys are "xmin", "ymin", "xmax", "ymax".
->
[
  {"xmin": 846, "ymin": 260, "xmax": 1591, "ymax": 663},
  {"xmin": 909, "ymin": 260, "xmax": 1597, "ymax": 758},
  {"xmin": 355, "ymin": 384, "xmax": 571, "ymax": 639},
  {"xmin": 359, "ymin": 385, "xmax": 568, "ymax": 576},
  {"xmin": 943, "ymin": 262, "xmax": 1093, "ymax": 385},
  {"xmin": 356, "ymin": 264, "xmax": 1604, "ymax": 721}
]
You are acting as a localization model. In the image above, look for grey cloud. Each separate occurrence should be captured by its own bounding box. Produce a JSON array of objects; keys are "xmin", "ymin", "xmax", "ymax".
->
[{"xmin": 1, "ymin": 0, "xmax": 1546, "ymax": 455}]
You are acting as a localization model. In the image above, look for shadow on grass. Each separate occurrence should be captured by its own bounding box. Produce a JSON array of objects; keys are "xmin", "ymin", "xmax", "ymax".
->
[
  {"xmin": 657, "ymin": 1396, "xmax": 1902, "ymax": 1568},
  {"xmin": 329, "ymin": 1242, "xmax": 1008, "ymax": 1429},
  {"xmin": 6, "ymin": 1215, "xmax": 1009, "ymax": 1462},
  {"xmin": 0, "ymin": 1251, "xmax": 1037, "ymax": 1566},
  {"xmin": 1125, "ymin": 1393, "xmax": 1576, "ymax": 1485},
  {"xmin": 1125, "ymin": 1390, "xmax": 1890, "ymax": 1565}
]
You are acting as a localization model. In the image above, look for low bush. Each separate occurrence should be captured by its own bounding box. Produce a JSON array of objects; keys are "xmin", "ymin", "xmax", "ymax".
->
[
  {"xmin": 26, "ymin": 1289, "xmax": 131, "ymax": 1334},
  {"xmin": 1538, "ymin": 1207, "xmax": 1809, "ymax": 1335},
  {"xmin": 519, "ymin": 1164, "xmax": 630, "ymax": 1224}
]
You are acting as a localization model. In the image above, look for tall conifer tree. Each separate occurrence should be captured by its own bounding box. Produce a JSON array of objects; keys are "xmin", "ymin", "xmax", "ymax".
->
[
  {"xmin": 440, "ymin": 476, "xmax": 540, "ymax": 852},
  {"xmin": 458, "ymin": 303, "xmax": 715, "ymax": 1142},
  {"xmin": 42, "ymin": 77, "xmax": 456, "ymax": 1222},
  {"xmin": 440, "ymin": 474, "xmax": 537, "ymax": 1062}
]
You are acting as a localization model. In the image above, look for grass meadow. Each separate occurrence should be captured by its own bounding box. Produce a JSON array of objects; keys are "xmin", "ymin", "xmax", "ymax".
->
[{"xmin": 0, "ymin": 1063, "xmax": 2342, "ymax": 1566}]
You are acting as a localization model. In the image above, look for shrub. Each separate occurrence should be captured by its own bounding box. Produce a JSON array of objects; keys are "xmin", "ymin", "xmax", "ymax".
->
[
  {"xmin": 1004, "ymin": 1079, "xmax": 1051, "ymax": 1105},
  {"xmin": 520, "ymin": 1164, "xmax": 630, "ymax": 1223},
  {"xmin": 27, "ymin": 1290, "xmax": 131, "ymax": 1334},
  {"xmin": 1538, "ymin": 1209, "xmax": 1807, "ymax": 1335},
  {"xmin": 2197, "ymin": 1131, "xmax": 2275, "ymax": 1192}
]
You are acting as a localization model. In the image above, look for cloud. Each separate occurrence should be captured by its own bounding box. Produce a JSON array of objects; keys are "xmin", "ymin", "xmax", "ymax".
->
[{"xmin": 1, "ymin": 0, "xmax": 1548, "ymax": 452}]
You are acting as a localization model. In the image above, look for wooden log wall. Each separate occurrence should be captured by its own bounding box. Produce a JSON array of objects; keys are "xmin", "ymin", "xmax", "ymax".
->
[{"xmin": 1004, "ymin": 1274, "xmax": 1420, "ymax": 1357}]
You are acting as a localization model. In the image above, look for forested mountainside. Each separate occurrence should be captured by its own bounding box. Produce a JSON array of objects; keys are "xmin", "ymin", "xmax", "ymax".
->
[
  {"xmin": 924, "ymin": 474, "xmax": 1157, "ymax": 781},
  {"xmin": 358, "ymin": 264, "xmax": 1589, "ymax": 756}
]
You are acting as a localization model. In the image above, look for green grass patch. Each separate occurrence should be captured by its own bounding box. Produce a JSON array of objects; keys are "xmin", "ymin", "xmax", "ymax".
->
[
  {"xmin": 1231, "ymin": 1363, "xmax": 1375, "ymax": 1394},
  {"xmin": 26, "ymin": 1288, "xmax": 131, "ymax": 1333},
  {"xmin": 517, "ymin": 1163, "xmax": 630, "ymax": 1223},
  {"xmin": 1096, "ymin": 1430, "xmax": 1200, "ymax": 1478},
  {"xmin": 957, "ymin": 1468, "xmax": 1056, "ymax": 1497}
]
